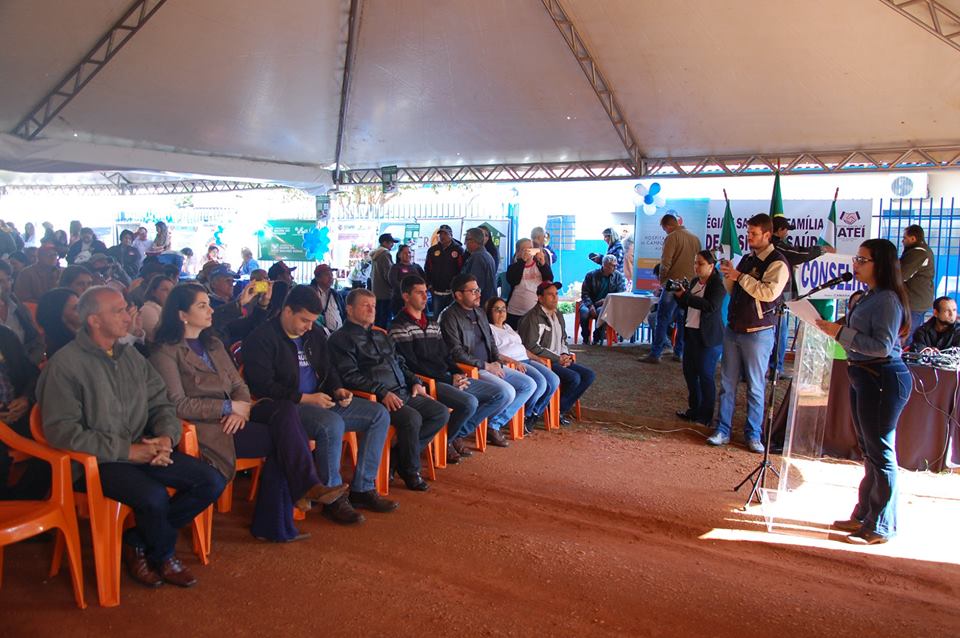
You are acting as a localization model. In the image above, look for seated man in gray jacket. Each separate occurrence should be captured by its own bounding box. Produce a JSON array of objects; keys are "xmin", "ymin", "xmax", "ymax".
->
[
  {"xmin": 519, "ymin": 281, "xmax": 595, "ymax": 424},
  {"xmin": 37, "ymin": 286, "xmax": 225, "ymax": 590}
]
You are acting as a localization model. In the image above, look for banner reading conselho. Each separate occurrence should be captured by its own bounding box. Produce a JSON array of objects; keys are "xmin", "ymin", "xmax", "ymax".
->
[{"xmin": 633, "ymin": 198, "xmax": 709, "ymax": 292}]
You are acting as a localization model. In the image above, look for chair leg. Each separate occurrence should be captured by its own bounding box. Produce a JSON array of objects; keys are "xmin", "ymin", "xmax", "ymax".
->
[
  {"xmin": 191, "ymin": 514, "xmax": 209, "ymax": 566},
  {"xmin": 424, "ymin": 442, "xmax": 436, "ymax": 481},
  {"xmin": 90, "ymin": 499, "xmax": 126, "ymax": 607},
  {"xmin": 574, "ymin": 400, "xmax": 582, "ymax": 421},
  {"xmin": 606, "ymin": 325, "xmax": 616, "ymax": 348},
  {"xmin": 343, "ymin": 432, "xmax": 359, "ymax": 468},
  {"xmin": 376, "ymin": 426, "xmax": 395, "ymax": 496},
  {"xmin": 433, "ymin": 425, "xmax": 447, "ymax": 469},
  {"xmin": 475, "ymin": 419, "xmax": 488, "ymax": 452},
  {"xmin": 247, "ymin": 465, "xmax": 262, "ymax": 502},
  {"xmin": 58, "ymin": 518, "xmax": 87, "ymax": 609},
  {"xmin": 217, "ymin": 479, "xmax": 235, "ymax": 513},
  {"xmin": 50, "ymin": 529, "xmax": 65, "ymax": 577},
  {"xmin": 508, "ymin": 406, "xmax": 524, "ymax": 440}
]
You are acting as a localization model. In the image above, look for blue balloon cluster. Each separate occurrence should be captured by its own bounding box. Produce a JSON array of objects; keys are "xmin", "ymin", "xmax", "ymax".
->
[
  {"xmin": 303, "ymin": 226, "xmax": 330, "ymax": 261},
  {"xmin": 644, "ymin": 182, "xmax": 662, "ymax": 205}
]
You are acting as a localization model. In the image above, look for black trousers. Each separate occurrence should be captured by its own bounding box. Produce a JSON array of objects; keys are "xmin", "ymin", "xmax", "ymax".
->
[
  {"xmin": 98, "ymin": 451, "xmax": 226, "ymax": 564},
  {"xmin": 388, "ymin": 395, "xmax": 449, "ymax": 476}
]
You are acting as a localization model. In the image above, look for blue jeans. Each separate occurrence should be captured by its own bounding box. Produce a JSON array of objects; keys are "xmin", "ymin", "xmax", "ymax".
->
[
  {"xmin": 681, "ymin": 328, "xmax": 723, "ymax": 425},
  {"xmin": 847, "ymin": 360, "xmax": 911, "ymax": 538},
  {"xmin": 436, "ymin": 377, "xmax": 510, "ymax": 440},
  {"xmin": 519, "ymin": 358, "xmax": 560, "ymax": 417},
  {"xmin": 298, "ymin": 399, "xmax": 391, "ymax": 493},
  {"xmin": 99, "ymin": 451, "xmax": 226, "ymax": 564},
  {"xmin": 551, "ymin": 361, "xmax": 596, "ymax": 414},
  {"xmin": 479, "ymin": 367, "xmax": 537, "ymax": 430},
  {"xmin": 770, "ymin": 314, "xmax": 789, "ymax": 374},
  {"xmin": 905, "ymin": 311, "xmax": 927, "ymax": 347},
  {"xmin": 715, "ymin": 327, "xmax": 776, "ymax": 442},
  {"xmin": 651, "ymin": 289, "xmax": 685, "ymax": 358}
]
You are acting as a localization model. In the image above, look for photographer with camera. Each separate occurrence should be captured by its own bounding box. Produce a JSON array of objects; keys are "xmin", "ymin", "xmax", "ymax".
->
[
  {"xmin": 640, "ymin": 213, "xmax": 701, "ymax": 364},
  {"xmin": 673, "ymin": 251, "xmax": 727, "ymax": 425}
]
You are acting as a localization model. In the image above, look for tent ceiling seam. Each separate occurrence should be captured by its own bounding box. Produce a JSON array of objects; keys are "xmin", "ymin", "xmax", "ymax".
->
[{"xmin": 333, "ymin": 0, "xmax": 362, "ymax": 185}]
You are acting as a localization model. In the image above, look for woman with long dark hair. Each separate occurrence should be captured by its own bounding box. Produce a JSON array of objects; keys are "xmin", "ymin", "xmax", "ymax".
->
[
  {"xmin": 816, "ymin": 238, "xmax": 912, "ymax": 545},
  {"xmin": 139, "ymin": 274, "xmax": 175, "ymax": 343},
  {"xmin": 674, "ymin": 250, "xmax": 727, "ymax": 426},
  {"xmin": 150, "ymin": 284, "xmax": 345, "ymax": 542},
  {"xmin": 36, "ymin": 288, "xmax": 81, "ymax": 358}
]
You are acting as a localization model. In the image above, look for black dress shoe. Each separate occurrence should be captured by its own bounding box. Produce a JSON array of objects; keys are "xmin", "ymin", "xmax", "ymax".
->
[
  {"xmin": 349, "ymin": 490, "xmax": 399, "ymax": 513},
  {"xmin": 558, "ymin": 415, "xmax": 572, "ymax": 426},
  {"xmin": 487, "ymin": 428, "xmax": 510, "ymax": 448},
  {"xmin": 675, "ymin": 410, "xmax": 695, "ymax": 421},
  {"xmin": 123, "ymin": 543, "xmax": 163, "ymax": 588},
  {"xmin": 400, "ymin": 472, "xmax": 429, "ymax": 491},
  {"xmin": 322, "ymin": 494, "xmax": 366, "ymax": 525}
]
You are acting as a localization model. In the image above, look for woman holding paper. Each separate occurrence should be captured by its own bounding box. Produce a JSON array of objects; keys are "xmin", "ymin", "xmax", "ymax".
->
[{"xmin": 815, "ymin": 239, "xmax": 911, "ymax": 546}]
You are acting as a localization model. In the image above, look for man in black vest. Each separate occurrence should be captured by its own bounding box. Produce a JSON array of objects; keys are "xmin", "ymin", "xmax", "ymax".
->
[{"xmin": 708, "ymin": 213, "xmax": 790, "ymax": 453}]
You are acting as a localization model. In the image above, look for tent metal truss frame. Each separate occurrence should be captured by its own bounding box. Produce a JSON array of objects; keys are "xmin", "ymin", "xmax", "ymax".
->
[
  {"xmin": 332, "ymin": 0, "xmax": 362, "ymax": 185},
  {"xmin": 339, "ymin": 144, "xmax": 960, "ymax": 184},
  {"xmin": 879, "ymin": 0, "xmax": 960, "ymax": 53},
  {"xmin": 539, "ymin": 0, "xmax": 641, "ymax": 172},
  {"xmin": 0, "ymin": 176, "xmax": 286, "ymax": 197},
  {"xmin": 11, "ymin": 0, "xmax": 168, "ymax": 140}
]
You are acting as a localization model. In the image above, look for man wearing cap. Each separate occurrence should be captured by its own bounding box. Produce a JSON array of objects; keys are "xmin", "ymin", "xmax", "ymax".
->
[
  {"xmin": 370, "ymin": 233, "xmax": 398, "ymax": 328},
  {"xmin": 461, "ymin": 228, "xmax": 497, "ymax": 306},
  {"xmin": 770, "ymin": 216, "xmax": 834, "ymax": 375},
  {"xmin": 207, "ymin": 265, "xmax": 239, "ymax": 309},
  {"xmin": 641, "ymin": 213, "xmax": 701, "ymax": 364},
  {"xmin": 88, "ymin": 253, "xmax": 131, "ymax": 291},
  {"xmin": 424, "ymin": 224, "xmax": 463, "ymax": 317},
  {"xmin": 440, "ymin": 273, "xmax": 536, "ymax": 446},
  {"xmin": 589, "ymin": 228, "xmax": 625, "ymax": 271},
  {"xmin": 267, "ymin": 260, "xmax": 296, "ymax": 286},
  {"xmin": 519, "ymin": 281, "xmax": 595, "ymax": 423},
  {"xmin": 310, "ymin": 263, "xmax": 345, "ymax": 334}
]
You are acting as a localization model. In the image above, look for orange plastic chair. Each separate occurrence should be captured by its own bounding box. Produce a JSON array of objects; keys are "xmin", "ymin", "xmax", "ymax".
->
[
  {"xmin": 350, "ymin": 390, "xmax": 438, "ymax": 496},
  {"xmin": 455, "ymin": 364, "xmax": 489, "ymax": 451},
  {"xmin": 0, "ymin": 420, "xmax": 85, "ymax": 609},
  {"xmin": 573, "ymin": 300, "xmax": 615, "ymax": 347},
  {"xmin": 31, "ymin": 406, "xmax": 207, "ymax": 607},
  {"xmin": 414, "ymin": 374, "xmax": 449, "ymax": 468},
  {"xmin": 503, "ymin": 362, "xmax": 525, "ymax": 441},
  {"xmin": 535, "ymin": 355, "xmax": 582, "ymax": 425}
]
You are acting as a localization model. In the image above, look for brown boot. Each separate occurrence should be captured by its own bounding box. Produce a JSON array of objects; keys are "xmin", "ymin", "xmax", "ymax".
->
[
  {"xmin": 122, "ymin": 543, "xmax": 163, "ymax": 588},
  {"xmin": 296, "ymin": 483, "xmax": 349, "ymax": 511},
  {"xmin": 156, "ymin": 555, "xmax": 197, "ymax": 588}
]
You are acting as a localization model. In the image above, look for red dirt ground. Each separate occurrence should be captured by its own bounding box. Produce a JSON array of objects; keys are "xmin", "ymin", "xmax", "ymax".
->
[{"xmin": 2, "ymin": 423, "xmax": 958, "ymax": 637}]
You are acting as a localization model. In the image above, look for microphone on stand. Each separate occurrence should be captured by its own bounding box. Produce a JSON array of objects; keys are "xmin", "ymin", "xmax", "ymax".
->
[{"xmin": 802, "ymin": 271, "xmax": 854, "ymax": 298}]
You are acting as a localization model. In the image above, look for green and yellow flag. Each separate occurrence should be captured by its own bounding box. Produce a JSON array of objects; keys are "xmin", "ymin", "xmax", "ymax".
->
[{"xmin": 769, "ymin": 171, "xmax": 784, "ymax": 217}]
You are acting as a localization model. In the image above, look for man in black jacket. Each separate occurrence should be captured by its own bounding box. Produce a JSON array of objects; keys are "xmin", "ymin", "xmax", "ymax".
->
[
  {"xmin": 389, "ymin": 275, "xmax": 509, "ymax": 463},
  {"xmin": 440, "ymin": 274, "xmax": 535, "ymax": 444},
  {"xmin": 911, "ymin": 296, "xmax": 960, "ymax": 351},
  {"xmin": 424, "ymin": 224, "xmax": 464, "ymax": 317},
  {"xmin": 328, "ymin": 288, "xmax": 449, "ymax": 492},
  {"xmin": 579, "ymin": 254, "xmax": 626, "ymax": 344},
  {"xmin": 242, "ymin": 285, "xmax": 395, "ymax": 524}
]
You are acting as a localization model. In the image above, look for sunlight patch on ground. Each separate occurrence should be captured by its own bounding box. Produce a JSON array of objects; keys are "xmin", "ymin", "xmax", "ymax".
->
[{"xmin": 700, "ymin": 458, "xmax": 960, "ymax": 566}]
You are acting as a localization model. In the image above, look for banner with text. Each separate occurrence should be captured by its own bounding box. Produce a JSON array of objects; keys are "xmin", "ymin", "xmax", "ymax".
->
[
  {"xmin": 794, "ymin": 253, "xmax": 868, "ymax": 300},
  {"xmin": 633, "ymin": 199, "xmax": 709, "ymax": 292}
]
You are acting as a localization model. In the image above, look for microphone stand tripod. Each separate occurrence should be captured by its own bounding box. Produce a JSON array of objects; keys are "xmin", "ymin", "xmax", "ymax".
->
[{"xmin": 734, "ymin": 299, "xmax": 787, "ymax": 510}]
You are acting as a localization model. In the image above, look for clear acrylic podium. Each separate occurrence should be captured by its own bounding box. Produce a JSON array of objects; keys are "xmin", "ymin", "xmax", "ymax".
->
[{"xmin": 759, "ymin": 320, "xmax": 850, "ymax": 532}]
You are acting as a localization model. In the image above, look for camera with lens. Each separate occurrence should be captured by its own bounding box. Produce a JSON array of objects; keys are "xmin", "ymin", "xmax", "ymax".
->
[{"xmin": 663, "ymin": 278, "xmax": 690, "ymax": 292}]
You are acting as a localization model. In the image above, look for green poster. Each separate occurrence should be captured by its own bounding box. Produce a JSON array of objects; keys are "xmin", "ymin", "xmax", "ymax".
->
[{"xmin": 258, "ymin": 219, "xmax": 315, "ymax": 261}]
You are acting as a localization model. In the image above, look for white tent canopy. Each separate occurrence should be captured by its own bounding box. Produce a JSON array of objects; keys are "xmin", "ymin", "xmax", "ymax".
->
[{"xmin": 1, "ymin": 0, "xmax": 958, "ymax": 187}]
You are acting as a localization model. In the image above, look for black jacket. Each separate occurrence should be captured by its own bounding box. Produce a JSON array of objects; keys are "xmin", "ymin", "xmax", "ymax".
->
[
  {"xmin": 241, "ymin": 317, "xmax": 343, "ymax": 403},
  {"xmin": 911, "ymin": 318, "xmax": 960, "ymax": 351},
  {"xmin": 581, "ymin": 268, "xmax": 626, "ymax": 309},
  {"xmin": 389, "ymin": 311, "xmax": 460, "ymax": 384},
  {"xmin": 0, "ymin": 324, "xmax": 39, "ymax": 401},
  {"xmin": 424, "ymin": 241, "xmax": 464, "ymax": 293},
  {"xmin": 438, "ymin": 302, "xmax": 499, "ymax": 369},
  {"xmin": 328, "ymin": 321, "xmax": 421, "ymax": 401},
  {"xmin": 677, "ymin": 271, "xmax": 727, "ymax": 348}
]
